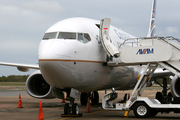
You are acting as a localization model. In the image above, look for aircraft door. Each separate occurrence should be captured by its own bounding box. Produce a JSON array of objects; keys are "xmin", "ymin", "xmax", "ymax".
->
[{"xmin": 100, "ymin": 18, "xmax": 120, "ymax": 58}]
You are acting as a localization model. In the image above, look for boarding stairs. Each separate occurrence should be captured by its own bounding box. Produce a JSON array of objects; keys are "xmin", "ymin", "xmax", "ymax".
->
[
  {"xmin": 100, "ymin": 18, "xmax": 180, "ymax": 115},
  {"xmin": 100, "ymin": 18, "xmax": 180, "ymax": 78},
  {"xmin": 100, "ymin": 18, "xmax": 180, "ymax": 109}
]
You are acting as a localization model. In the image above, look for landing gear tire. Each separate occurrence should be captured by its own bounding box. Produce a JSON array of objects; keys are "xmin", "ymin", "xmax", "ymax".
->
[
  {"xmin": 156, "ymin": 92, "xmax": 163, "ymax": 103},
  {"xmin": 133, "ymin": 102, "xmax": 150, "ymax": 118},
  {"xmin": 91, "ymin": 91, "xmax": 99, "ymax": 104},
  {"xmin": 168, "ymin": 92, "xmax": 172, "ymax": 97},
  {"xmin": 72, "ymin": 103, "xmax": 79, "ymax": 115},
  {"xmin": 80, "ymin": 92, "xmax": 87, "ymax": 105},
  {"xmin": 64, "ymin": 103, "xmax": 70, "ymax": 114}
]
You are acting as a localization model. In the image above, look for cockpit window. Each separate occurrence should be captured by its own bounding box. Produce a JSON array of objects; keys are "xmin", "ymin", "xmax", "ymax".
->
[
  {"xmin": 78, "ymin": 33, "xmax": 84, "ymax": 43},
  {"xmin": 42, "ymin": 32, "xmax": 57, "ymax": 40},
  {"xmin": 84, "ymin": 34, "xmax": 91, "ymax": 42},
  {"xmin": 42, "ymin": 32, "xmax": 91, "ymax": 43},
  {"xmin": 77, "ymin": 33, "xmax": 91, "ymax": 43},
  {"xmin": 58, "ymin": 32, "xmax": 76, "ymax": 39}
]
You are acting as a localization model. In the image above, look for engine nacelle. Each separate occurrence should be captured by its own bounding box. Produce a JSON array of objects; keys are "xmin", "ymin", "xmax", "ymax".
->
[
  {"xmin": 171, "ymin": 75, "xmax": 180, "ymax": 98},
  {"xmin": 26, "ymin": 70, "xmax": 55, "ymax": 99}
]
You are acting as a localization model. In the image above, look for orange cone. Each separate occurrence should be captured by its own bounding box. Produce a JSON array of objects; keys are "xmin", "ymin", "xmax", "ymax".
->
[
  {"xmin": 86, "ymin": 97, "xmax": 91, "ymax": 113},
  {"xmin": 18, "ymin": 94, "xmax": 23, "ymax": 108},
  {"xmin": 61, "ymin": 92, "xmax": 66, "ymax": 103},
  {"xmin": 38, "ymin": 101, "xmax": 44, "ymax": 120}
]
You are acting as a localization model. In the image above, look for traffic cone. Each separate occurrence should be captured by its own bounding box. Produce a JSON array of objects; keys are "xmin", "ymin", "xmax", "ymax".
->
[
  {"xmin": 18, "ymin": 94, "xmax": 23, "ymax": 108},
  {"xmin": 38, "ymin": 101, "xmax": 44, "ymax": 120},
  {"xmin": 61, "ymin": 92, "xmax": 66, "ymax": 103},
  {"xmin": 86, "ymin": 97, "xmax": 91, "ymax": 113}
]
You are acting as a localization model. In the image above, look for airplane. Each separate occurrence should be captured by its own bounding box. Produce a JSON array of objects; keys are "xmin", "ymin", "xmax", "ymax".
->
[{"xmin": 0, "ymin": 0, "xmax": 179, "ymax": 115}]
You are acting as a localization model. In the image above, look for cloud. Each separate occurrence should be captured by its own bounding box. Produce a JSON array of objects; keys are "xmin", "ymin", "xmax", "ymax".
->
[
  {"xmin": 0, "ymin": 3, "xmax": 40, "ymax": 22},
  {"xmin": 165, "ymin": 27, "xmax": 178, "ymax": 34},
  {"xmin": 158, "ymin": 26, "xmax": 178, "ymax": 36},
  {"xmin": 20, "ymin": 0, "xmax": 62, "ymax": 13},
  {"xmin": 0, "ymin": 4, "xmax": 19, "ymax": 16},
  {"xmin": 0, "ymin": 40, "xmax": 38, "ymax": 52},
  {"xmin": 0, "ymin": 0, "xmax": 62, "ymax": 25}
]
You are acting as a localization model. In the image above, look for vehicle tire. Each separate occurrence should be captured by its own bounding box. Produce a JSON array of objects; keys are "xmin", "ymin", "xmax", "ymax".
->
[
  {"xmin": 133, "ymin": 102, "xmax": 150, "ymax": 118},
  {"xmin": 80, "ymin": 92, "xmax": 88, "ymax": 105},
  {"xmin": 156, "ymin": 92, "xmax": 163, "ymax": 103},
  {"xmin": 91, "ymin": 91, "xmax": 99, "ymax": 104},
  {"xmin": 149, "ymin": 108, "xmax": 158, "ymax": 117},
  {"xmin": 72, "ymin": 103, "xmax": 79, "ymax": 114},
  {"xmin": 64, "ymin": 103, "xmax": 70, "ymax": 114}
]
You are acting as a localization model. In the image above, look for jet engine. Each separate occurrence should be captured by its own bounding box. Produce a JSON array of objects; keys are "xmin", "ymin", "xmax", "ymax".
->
[
  {"xmin": 26, "ymin": 70, "xmax": 55, "ymax": 99},
  {"xmin": 170, "ymin": 75, "xmax": 180, "ymax": 98}
]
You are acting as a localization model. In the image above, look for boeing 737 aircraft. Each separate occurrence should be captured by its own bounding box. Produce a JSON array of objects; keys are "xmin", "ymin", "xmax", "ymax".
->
[{"xmin": 0, "ymin": 0, "xmax": 179, "ymax": 115}]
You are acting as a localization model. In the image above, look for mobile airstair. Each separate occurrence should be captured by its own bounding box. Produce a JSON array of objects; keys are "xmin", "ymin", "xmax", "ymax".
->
[{"xmin": 100, "ymin": 18, "xmax": 180, "ymax": 118}]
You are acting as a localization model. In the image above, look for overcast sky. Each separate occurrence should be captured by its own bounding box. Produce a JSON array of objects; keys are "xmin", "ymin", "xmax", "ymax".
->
[{"xmin": 0, "ymin": 0, "xmax": 179, "ymax": 76}]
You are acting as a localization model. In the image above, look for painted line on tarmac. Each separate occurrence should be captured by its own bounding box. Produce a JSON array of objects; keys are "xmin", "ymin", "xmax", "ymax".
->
[
  {"xmin": 83, "ymin": 110, "xmax": 107, "ymax": 116},
  {"xmin": 0, "ymin": 105, "xmax": 10, "ymax": 107},
  {"xmin": 59, "ymin": 110, "xmax": 107, "ymax": 120},
  {"xmin": 59, "ymin": 117, "xmax": 72, "ymax": 120}
]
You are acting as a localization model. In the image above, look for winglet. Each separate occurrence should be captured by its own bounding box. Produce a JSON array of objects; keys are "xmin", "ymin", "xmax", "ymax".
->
[{"xmin": 147, "ymin": 0, "xmax": 156, "ymax": 37}]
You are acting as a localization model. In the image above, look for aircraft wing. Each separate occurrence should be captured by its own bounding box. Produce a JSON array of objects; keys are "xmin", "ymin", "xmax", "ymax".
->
[{"xmin": 0, "ymin": 62, "xmax": 39, "ymax": 72}]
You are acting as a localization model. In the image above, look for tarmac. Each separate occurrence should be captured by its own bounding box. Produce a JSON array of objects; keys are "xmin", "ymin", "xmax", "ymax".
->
[{"xmin": 0, "ymin": 87, "xmax": 180, "ymax": 120}]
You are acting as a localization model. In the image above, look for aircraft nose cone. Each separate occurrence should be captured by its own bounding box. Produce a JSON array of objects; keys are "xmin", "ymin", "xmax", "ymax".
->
[{"xmin": 38, "ymin": 40, "xmax": 71, "ymax": 60}]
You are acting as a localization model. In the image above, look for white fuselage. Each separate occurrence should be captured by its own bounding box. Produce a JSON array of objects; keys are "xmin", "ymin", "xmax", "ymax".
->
[{"xmin": 38, "ymin": 17, "xmax": 143, "ymax": 92}]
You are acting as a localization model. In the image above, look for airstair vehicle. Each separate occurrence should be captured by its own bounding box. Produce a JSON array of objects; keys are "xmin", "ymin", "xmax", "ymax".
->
[{"xmin": 100, "ymin": 18, "xmax": 180, "ymax": 118}]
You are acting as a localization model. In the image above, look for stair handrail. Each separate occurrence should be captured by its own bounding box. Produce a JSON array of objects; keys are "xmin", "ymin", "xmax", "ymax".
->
[{"xmin": 119, "ymin": 36, "xmax": 180, "ymax": 51}]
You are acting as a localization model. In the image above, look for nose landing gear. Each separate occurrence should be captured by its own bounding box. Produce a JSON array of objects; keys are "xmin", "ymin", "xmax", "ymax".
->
[{"xmin": 62, "ymin": 98, "xmax": 82, "ymax": 117}]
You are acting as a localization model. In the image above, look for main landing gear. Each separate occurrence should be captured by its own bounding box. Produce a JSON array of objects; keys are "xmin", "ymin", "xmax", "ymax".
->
[
  {"xmin": 155, "ymin": 77, "xmax": 180, "ymax": 105},
  {"xmin": 155, "ymin": 77, "xmax": 172, "ymax": 104}
]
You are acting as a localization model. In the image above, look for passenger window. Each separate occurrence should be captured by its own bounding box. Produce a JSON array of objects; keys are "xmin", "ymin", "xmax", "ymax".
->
[
  {"xmin": 42, "ymin": 32, "xmax": 57, "ymax": 40},
  {"xmin": 58, "ymin": 32, "xmax": 76, "ymax": 39},
  {"xmin": 77, "ymin": 33, "xmax": 91, "ymax": 43}
]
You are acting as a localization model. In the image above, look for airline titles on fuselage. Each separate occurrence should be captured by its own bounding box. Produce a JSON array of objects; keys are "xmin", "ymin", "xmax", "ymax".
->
[{"xmin": 96, "ymin": 29, "xmax": 131, "ymax": 50}]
